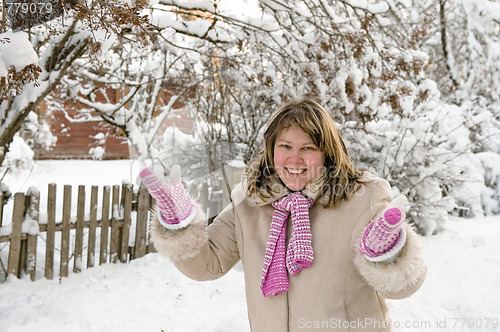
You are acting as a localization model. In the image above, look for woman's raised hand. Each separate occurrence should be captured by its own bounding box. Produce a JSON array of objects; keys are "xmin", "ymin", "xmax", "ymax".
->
[
  {"xmin": 359, "ymin": 195, "xmax": 407, "ymax": 260},
  {"xmin": 139, "ymin": 165, "xmax": 196, "ymax": 229}
]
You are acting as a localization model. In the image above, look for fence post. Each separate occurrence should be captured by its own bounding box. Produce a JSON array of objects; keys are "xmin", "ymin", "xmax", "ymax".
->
[
  {"xmin": 7, "ymin": 193, "xmax": 24, "ymax": 278},
  {"xmin": 135, "ymin": 185, "xmax": 150, "ymax": 259},
  {"xmin": 110, "ymin": 185, "xmax": 120, "ymax": 263},
  {"xmin": 60, "ymin": 185, "xmax": 71, "ymax": 278},
  {"xmin": 74, "ymin": 185, "xmax": 85, "ymax": 273},
  {"xmin": 120, "ymin": 184, "xmax": 132, "ymax": 263},
  {"xmin": 87, "ymin": 186, "xmax": 98, "ymax": 268},
  {"xmin": 223, "ymin": 161, "xmax": 245, "ymax": 207},
  {"xmin": 208, "ymin": 187, "xmax": 222, "ymax": 225},
  {"xmin": 46, "ymin": 184, "xmax": 56, "ymax": 280},
  {"xmin": 100, "ymin": 186, "xmax": 110, "ymax": 265},
  {"xmin": 26, "ymin": 188, "xmax": 40, "ymax": 281},
  {"xmin": 19, "ymin": 200, "xmax": 27, "ymax": 279}
]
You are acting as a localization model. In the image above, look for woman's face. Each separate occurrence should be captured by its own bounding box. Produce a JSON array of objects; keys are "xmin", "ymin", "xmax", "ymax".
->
[{"xmin": 273, "ymin": 125, "xmax": 325, "ymax": 192}]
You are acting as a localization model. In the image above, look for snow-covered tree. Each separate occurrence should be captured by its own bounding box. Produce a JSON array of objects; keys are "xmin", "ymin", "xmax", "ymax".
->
[
  {"xmin": 107, "ymin": 0, "xmax": 487, "ymax": 233},
  {"xmin": 0, "ymin": 0, "xmax": 155, "ymax": 166},
  {"xmin": 403, "ymin": 0, "xmax": 500, "ymax": 220},
  {"xmin": 3, "ymin": 0, "xmax": 500, "ymax": 235}
]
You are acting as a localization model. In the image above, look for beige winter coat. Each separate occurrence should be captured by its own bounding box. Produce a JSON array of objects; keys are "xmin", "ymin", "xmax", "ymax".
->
[{"xmin": 150, "ymin": 171, "xmax": 427, "ymax": 332}]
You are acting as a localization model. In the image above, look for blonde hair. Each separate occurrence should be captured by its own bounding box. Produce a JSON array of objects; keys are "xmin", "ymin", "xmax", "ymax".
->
[{"xmin": 245, "ymin": 98, "xmax": 362, "ymax": 207}]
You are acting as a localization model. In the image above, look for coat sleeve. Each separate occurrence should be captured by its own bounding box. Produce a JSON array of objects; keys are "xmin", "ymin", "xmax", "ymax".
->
[
  {"xmin": 149, "ymin": 201, "xmax": 240, "ymax": 282},
  {"xmin": 353, "ymin": 177, "xmax": 427, "ymax": 299}
]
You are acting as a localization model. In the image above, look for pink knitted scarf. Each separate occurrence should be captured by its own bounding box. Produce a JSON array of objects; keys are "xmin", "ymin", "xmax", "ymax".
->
[{"xmin": 260, "ymin": 192, "xmax": 314, "ymax": 297}]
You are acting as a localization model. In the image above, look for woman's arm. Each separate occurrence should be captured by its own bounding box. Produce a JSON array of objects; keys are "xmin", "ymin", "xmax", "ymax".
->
[
  {"xmin": 354, "ymin": 222, "xmax": 427, "ymax": 299},
  {"xmin": 150, "ymin": 201, "xmax": 241, "ymax": 282},
  {"xmin": 353, "ymin": 177, "xmax": 427, "ymax": 299}
]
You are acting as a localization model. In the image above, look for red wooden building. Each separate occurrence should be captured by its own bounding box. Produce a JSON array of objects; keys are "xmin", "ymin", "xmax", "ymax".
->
[{"xmin": 34, "ymin": 88, "xmax": 192, "ymax": 160}]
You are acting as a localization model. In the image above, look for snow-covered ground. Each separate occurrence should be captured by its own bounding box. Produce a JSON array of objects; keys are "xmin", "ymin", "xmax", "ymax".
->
[{"xmin": 0, "ymin": 160, "xmax": 499, "ymax": 331}]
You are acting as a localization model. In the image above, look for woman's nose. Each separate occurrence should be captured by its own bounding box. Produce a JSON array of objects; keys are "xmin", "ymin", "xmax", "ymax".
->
[{"xmin": 288, "ymin": 150, "xmax": 303, "ymax": 163}]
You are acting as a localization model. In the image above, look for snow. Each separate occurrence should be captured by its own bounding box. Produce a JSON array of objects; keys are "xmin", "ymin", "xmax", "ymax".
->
[
  {"xmin": 0, "ymin": 254, "xmax": 249, "ymax": 332},
  {"xmin": 0, "ymin": 30, "xmax": 38, "ymax": 77},
  {"xmin": 344, "ymin": 0, "xmax": 389, "ymax": 13},
  {"xmin": 0, "ymin": 160, "xmax": 499, "ymax": 331},
  {"xmin": 89, "ymin": 146, "xmax": 105, "ymax": 160},
  {"xmin": 2, "ymin": 135, "xmax": 34, "ymax": 171}
]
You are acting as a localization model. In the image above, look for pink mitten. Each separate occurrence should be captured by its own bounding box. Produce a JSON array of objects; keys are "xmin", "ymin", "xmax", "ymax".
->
[
  {"xmin": 359, "ymin": 207, "xmax": 405, "ymax": 258},
  {"xmin": 139, "ymin": 165, "xmax": 195, "ymax": 229}
]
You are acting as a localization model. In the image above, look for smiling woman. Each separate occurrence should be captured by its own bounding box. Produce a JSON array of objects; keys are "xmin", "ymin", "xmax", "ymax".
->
[{"xmin": 140, "ymin": 98, "xmax": 427, "ymax": 332}]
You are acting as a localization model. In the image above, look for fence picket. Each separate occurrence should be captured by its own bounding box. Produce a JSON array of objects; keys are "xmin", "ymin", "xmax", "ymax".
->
[
  {"xmin": 19, "ymin": 195, "xmax": 29, "ymax": 273},
  {"xmin": 110, "ymin": 185, "xmax": 120, "ymax": 263},
  {"xmin": 26, "ymin": 190, "xmax": 39, "ymax": 281},
  {"xmin": 45, "ymin": 184, "xmax": 56, "ymax": 280},
  {"xmin": 7, "ymin": 193, "xmax": 24, "ymax": 277},
  {"xmin": 60, "ymin": 185, "xmax": 71, "ymax": 278},
  {"xmin": 74, "ymin": 185, "xmax": 85, "ymax": 273},
  {"xmin": 120, "ymin": 184, "xmax": 132, "ymax": 263},
  {"xmin": 87, "ymin": 186, "xmax": 98, "ymax": 268},
  {"xmin": 135, "ymin": 185, "xmax": 150, "ymax": 259},
  {"xmin": 100, "ymin": 186, "xmax": 110, "ymax": 265}
]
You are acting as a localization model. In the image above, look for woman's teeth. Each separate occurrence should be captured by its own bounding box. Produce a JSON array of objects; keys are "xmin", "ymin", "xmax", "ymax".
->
[{"xmin": 287, "ymin": 168, "xmax": 305, "ymax": 174}]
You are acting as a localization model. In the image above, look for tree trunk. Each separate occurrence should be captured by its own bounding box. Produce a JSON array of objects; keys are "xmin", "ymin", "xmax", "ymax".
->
[{"xmin": 439, "ymin": 0, "xmax": 459, "ymax": 91}]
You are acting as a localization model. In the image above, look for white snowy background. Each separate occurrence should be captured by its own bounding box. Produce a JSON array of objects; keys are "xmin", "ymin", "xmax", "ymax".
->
[
  {"xmin": 0, "ymin": 160, "xmax": 499, "ymax": 332},
  {"xmin": 1, "ymin": 0, "xmax": 500, "ymax": 331}
]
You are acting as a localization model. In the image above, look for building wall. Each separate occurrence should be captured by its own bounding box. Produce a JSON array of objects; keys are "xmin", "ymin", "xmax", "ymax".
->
[
  {"xmin": 35, "ymin": 108, "xmax": 130, "ymax": 160},
  {"xmin": 34, "ymin": 87, "xmax": 193, "ymax": 160}
]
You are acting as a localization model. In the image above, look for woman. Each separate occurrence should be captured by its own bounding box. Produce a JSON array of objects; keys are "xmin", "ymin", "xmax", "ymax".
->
[{"xmin": 140, "ymin": 98, "xmax": 426, "ymax": 331}]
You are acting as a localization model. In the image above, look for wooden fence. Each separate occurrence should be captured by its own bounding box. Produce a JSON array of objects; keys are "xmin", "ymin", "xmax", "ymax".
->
[
  {"xmin": 0, "ymin": 165, "xmax": 243, "ymax": 282},
  {"xmin": 0, "ymin": 183, "xmax": 155, "ymax": 281}
]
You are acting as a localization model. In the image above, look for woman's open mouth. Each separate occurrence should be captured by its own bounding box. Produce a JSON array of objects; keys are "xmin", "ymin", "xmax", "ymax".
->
[{"xmin": 286, "ymin": 168, "xmax": 306, "ymax": 175}]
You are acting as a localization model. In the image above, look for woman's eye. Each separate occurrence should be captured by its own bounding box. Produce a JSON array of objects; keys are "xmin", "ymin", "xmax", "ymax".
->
[{"xmin": 277, "ymin": 144, "xmax": 317, "ymax": 150}]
